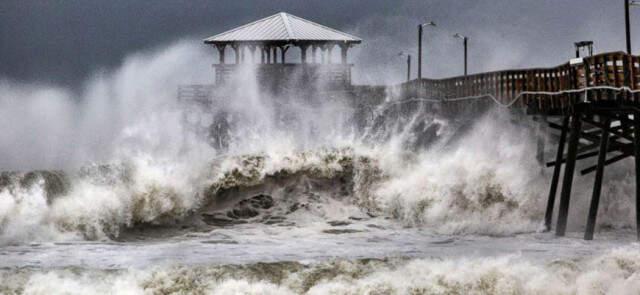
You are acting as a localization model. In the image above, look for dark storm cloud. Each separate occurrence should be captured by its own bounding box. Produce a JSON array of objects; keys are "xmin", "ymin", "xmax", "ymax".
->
[{"xmin": 0, "ymin": 0, "xmax": 637, "ymax": 85}]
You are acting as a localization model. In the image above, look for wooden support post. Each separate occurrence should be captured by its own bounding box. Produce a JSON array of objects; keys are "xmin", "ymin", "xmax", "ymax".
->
[
  {"xmin": 545, "ymin": 116, "xmax": 569, "ymax": 231},
  {"xmin": 635, "ymin": 112, "xmax": 640, "ymax": 240},
  {"xmin": 585, "ymin": 117, "xmax": 611, "ymax": 240},
  {"xmin": 556, "ymin": 111, "xmax": 582, "ymax": 236}
]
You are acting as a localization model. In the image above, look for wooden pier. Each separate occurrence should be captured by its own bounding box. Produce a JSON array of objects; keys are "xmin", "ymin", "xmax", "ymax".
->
[
  {"xmin": 193, "ymin": 11, "xmax": 640, "ymax": 240},
  {"xmin": 397, "ymin": 51, "xmax": 640, "ymax": 240}
]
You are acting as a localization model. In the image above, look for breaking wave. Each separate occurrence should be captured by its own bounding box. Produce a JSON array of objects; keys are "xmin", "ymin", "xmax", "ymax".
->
[{"xmin": 3, "ymin": 247, "xmax": 640, "ymax": 294}]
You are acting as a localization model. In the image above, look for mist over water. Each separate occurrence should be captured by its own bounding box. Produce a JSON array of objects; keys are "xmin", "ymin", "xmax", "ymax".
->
[
  {"xmin": 1, "ymin": 41, "xmax": 640, "ymax": 294},
  {"xmin": 0, "ymin": 41, "xmax": 212, "ymax": 170}
]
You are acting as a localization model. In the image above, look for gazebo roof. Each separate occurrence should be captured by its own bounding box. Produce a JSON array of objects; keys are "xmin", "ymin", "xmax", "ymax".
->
[{"xmin": 204, "ymin": 12, "xmax": 362, "ymax": 45}]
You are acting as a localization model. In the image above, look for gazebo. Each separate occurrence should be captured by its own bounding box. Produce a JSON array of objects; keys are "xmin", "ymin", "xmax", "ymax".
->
[{"xmin": 203, "ymin": 12, "xmax": 362, "ymax": 88}]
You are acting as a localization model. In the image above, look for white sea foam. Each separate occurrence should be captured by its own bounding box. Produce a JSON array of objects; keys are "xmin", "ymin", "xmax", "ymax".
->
[{"xmin": 2, "ymin": 246, "xmax": 640, "ymax": 294}]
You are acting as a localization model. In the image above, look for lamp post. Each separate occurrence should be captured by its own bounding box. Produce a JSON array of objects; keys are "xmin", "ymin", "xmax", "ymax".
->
[
  {"xmin": 399, "ymin": 52, "xmax": 412, "ymax": 82},
  {"xmin": 418, "ymin": 21, "xmax": 437, "ymax": 79},
  {"xmin": 453, "ymin": 33, "xmax": 469, "ymax": 76},
  {"xmin": 626, "ymin": 0, "xmax": 640, "ymax": 54}
]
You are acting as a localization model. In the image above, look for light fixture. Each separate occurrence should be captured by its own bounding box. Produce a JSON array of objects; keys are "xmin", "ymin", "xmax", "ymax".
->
[
  {"xmin": 453, "ymin": 33, "xmax": 468, "ymax": 40},
  {"xmin": 420, "ymin": 21, "xmax": 437, "ymax": 27}
]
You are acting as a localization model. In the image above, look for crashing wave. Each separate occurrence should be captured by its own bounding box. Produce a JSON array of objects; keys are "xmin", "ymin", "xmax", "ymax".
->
[
  {"xmin": 0, "ymin": 148, "xmax": 383, "ymax": 244},
  {"xmin": 2, "ymin": 247, "xmax": 640, "ymax": 294}
]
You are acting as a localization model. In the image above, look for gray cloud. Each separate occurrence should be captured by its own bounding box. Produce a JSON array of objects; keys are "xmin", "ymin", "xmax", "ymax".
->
[{"xmin": 1, "ymin": 0, "xmax": 637, "ymax": 86}]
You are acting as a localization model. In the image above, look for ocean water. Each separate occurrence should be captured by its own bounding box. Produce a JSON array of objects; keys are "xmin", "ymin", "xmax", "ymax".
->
[{"xmin": 1, "ymin": 42, "xmax": 639, "ymax": 294}]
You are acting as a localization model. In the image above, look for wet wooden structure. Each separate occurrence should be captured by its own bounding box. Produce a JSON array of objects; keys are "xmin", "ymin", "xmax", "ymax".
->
[{"xmin": 398, "ymin": 51, "xmax": 640, "ymax": 240}]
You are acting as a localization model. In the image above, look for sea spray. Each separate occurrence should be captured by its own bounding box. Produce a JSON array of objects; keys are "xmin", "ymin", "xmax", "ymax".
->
[
  {"xmin": 3, "ymin": 106, "xmax": 640, "ymax": 243},
  {"xmin": 372, "ymin": 110, "xmax": 548, "ymax": 235}
]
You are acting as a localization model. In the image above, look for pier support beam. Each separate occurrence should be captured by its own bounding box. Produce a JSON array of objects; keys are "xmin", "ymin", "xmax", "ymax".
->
[
  {"xmin": 545, "ymin": 116, "xmax": 569, "ymax": 231},
  {"xmin": 556, "ymin": 111, "xmax": 582, "ymax": 237},
  {"xmin": 584, "ymin": 117, "xmax": 611, "ymax": 240}
]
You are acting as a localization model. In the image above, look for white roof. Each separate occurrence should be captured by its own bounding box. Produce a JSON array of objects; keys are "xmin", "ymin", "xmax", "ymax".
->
[{"xmin": 204, "ymin": 12, "xmax": 361, "ymax": 44}]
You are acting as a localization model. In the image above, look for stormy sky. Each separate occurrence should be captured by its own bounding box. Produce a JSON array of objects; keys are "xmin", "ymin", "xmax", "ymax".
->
[{"xmin": 1, "ymin": 0, "xmax": 637, "ymax": 86}]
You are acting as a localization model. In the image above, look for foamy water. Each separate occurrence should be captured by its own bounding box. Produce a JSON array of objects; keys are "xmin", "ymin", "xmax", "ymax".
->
[{"xmin": 1, "ymin": 41, "xmax": 639, "ymax": 294}]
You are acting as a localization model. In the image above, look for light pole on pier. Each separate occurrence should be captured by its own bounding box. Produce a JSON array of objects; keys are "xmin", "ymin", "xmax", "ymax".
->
[
  {"xmin": 399, "ymin": 52, "xmax": 412, "ymax": 82},
  {"xmin": 626, "ymin": 0, "xmax": 640, "ymax": 54},
  {"xmin": 418, "ymin": 21, "xmax": 437, "ymax": 79},
  {"xmin": 407, "ymin": 54, "xmax": 412, "ymax": 81},
  {"xmin": 453, "ymin": 33, "xmax": 469, "ymax": 76}
]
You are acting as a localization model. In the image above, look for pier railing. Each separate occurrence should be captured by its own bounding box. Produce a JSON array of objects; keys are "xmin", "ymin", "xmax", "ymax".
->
[{"xmin": 400, "ymin": 51, "xmax": 640, "ymax": 114}]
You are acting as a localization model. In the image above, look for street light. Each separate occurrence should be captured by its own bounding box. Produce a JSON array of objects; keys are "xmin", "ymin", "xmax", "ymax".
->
[
  {"xmin": 453, "ymin": 33, "xmax": 469, "ymax": 76},
  {"xmin": 625, "ymin": 0, "xmax": 640, "ymax": 54},
  {"xmin": 399, "ymin": 52, "xmax": 412, "ymax": 82},
  {"xmin": 418, "ymin": 21, "xmax": 437, "ymax": 79}
]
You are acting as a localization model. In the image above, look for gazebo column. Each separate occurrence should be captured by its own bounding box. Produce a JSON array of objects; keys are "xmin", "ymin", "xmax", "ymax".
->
[
  {"xmin": 299, "ymin": 44, "xmax": 309, "ymax": 64},
  {"xmin": 272, "ymin": 47, "xmax": 278, "ymax": 63},
  {"xmin": 327, "ymin": 44, "xmax": 334, "ymax": 64},
  {"xmin": 265, "ymin": 46, "xmax": 271, "ymax": 64},
  {"xmin": 280, "ymin": 46, "xmax": 289, "ymax": 64},
  {"xmin": 231, "ymin": 44, "xmax": 240, "ymax": 64},
  {"xmin": 215, "ymin": 44, "xmax": 226, "ymax": 64},
  {"xmin": 339, "ymin": 43, "xmax": 350, "ymax": 64},
  {"xmin": 260, "ymin": 46, "xmax": 265, "ymax": 64},
  {"xmin": 320, "ymin": 45, "xmax": 327, "ymax": 64},
  {"xmin": 248, "ymin": 45, "xmax": 257, "ymax": 64},
  {"xmin": 312, "ymin": 46, "xmax": 318, "ymax": 63},
  {"xmin": 239, "ymin": 45, "xmax": 245, "ymax": 63}
]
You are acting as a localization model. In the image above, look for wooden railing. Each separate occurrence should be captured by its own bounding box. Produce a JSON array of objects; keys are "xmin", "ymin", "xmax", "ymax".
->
[
  {"xmin": 177, "ymin": 84, "xmax": 216, "ymax": 106},
  {"xmin": 399, "ymin": 51, "xmax": 640, "ymax": 114},
  {"xmin": 213, "ymin": 63, "xmax": 354, "ymax": 90}
]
